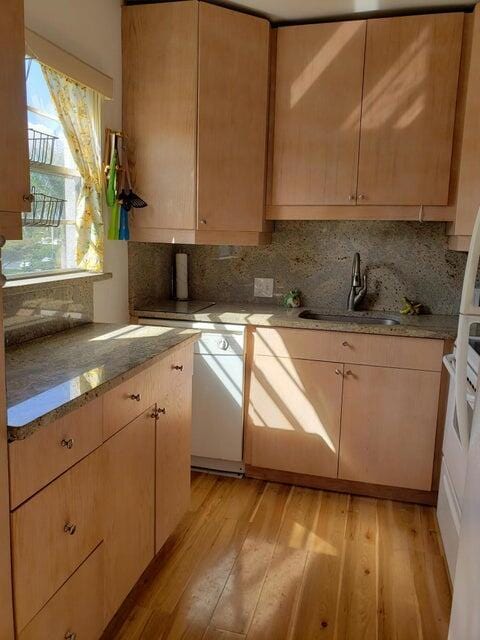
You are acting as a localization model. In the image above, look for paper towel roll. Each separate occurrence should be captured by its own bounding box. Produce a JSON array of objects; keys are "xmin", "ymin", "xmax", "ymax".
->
[{"xmin": 175, "ymin": 253, "xmax": 189, "ymax": 300}]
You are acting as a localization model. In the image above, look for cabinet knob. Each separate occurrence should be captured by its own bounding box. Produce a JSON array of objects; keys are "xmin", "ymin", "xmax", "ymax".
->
[
  {"xmin": 335, "ymin": 368, "xmax": 343, "ymax": 376},
  {"xmin": 357, "ymin": 194, "xmax": 366, "ymax": 201},
  {"xmin": 345, "ymin": 370, "xmax": 354, "ymax": 377},
  {"xmin": 61, "ymin": 438, "xmax": 74, "ymax": 450},
  {"xmin": 23, "ymin": 193, "xmax": 35, "ymax": 203},
  {"xmin": 129, "ymin": 393, "xmax": 141, "ymax": 402},
  {"xmin": 64, "ymin": 522, "xmax": 77, "ymax": 536},
  {"xmin": 348, "ymin": 194, "xmax": 356, "ymax": 201},
  {"xmin": 200, "ymin": 219, "xmax": 207, "ymax": 225},
  {"xmin": 158, "ymin": 407, "xmax": 166, "ymax": 415},
  {"xmin": 172, "ymin": 364, "xmax": 184, "ymax": 371},
  {"xmin": 65, "ymin": 633, "xmax": 77, "ymax": 640},
  {"xmin": 342, "ymin": 341, "xmax": 350, "ymax": 348}
]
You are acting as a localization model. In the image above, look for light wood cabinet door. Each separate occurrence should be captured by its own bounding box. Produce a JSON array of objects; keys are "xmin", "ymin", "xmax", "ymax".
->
[
  {"xmin": 0, "ymin": 0, "xmax": 29, "ymax": 215},
  {"xmin": 246, "ymin": 355, "xmax": 343, "ymax": 478},
  {"xmin": 18, "ymin": 545, "xmax": 104, "ymax": 640},
  {"xmin": 338, "ymin": 365, "xmax": 441, "ymax": 490},
  {"xmin": 197, "ymin": 2, "xmax": 269, "ymax": 231},
  {"xmin": 11, "ymin": 449, "xmax": 103, "ymax": 633},
  {"xmin": 156, "ymin": 348, "xmax": 193, "ymax": 551},
  {"xmin": 357, "ymin": 13, "xmax": 463, "ymax": 205},
  {"xmin": 103, "ymin": 407, "xmax": 155, "ymax": 625},
  {"xmin": 271, "ymin": 21, "xmax": 366, "ymax": 206},
  {"xmin": 122, "ymin": 2, "xmax": 198, "ymax": 232}
]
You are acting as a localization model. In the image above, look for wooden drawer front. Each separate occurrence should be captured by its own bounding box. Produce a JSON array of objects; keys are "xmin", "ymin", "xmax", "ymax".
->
[
  {"xmin": 246, "ymin": 355, "xmax": 343, "ymax": 478},
  {"xmin": 103, "ymin": 367, "xmax": 153, "ymax": 440},
  {"xmin": 9, "ymin": 398, "xmax": 103, "ymax": 509},
  {"xmin": 12, "ymin": 449, "xmax": 102, "ymax": 632},
  {"xmin": 18, "ymin": 544, "xmax": 104, "ymax": 640},
  {"xmin": 253, "ymin": 327, "xmax": 444, "ymax": 371},
  {"xmin": 338, "ymin": 365, "xmax": 440, "ymax": 490}
]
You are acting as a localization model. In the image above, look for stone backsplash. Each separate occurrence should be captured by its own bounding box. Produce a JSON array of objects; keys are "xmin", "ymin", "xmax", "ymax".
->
[
  {"xmin": 129, "ymin": 221, "xmax": 468, "ymax": 316},
  {"xmin": 3, "ymin": 279, "xmax": 94, "ymax": 347}
]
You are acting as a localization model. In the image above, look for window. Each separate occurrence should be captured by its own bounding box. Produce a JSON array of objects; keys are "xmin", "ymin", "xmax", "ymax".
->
[{"xmin": 2, "ymin": 59, "xmax": 84, "ymax": 278}]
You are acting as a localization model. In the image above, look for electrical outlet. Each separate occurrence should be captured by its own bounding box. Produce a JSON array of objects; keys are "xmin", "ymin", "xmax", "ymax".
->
[{"xmin": 254, "ymin": 277, "xmax": 274, "ymax": 298}]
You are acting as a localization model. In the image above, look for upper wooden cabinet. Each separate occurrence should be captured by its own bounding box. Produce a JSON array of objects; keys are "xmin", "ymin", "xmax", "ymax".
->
[
  {"xmin": 123, "ymin": 1, "xmax": 271, "ymax": 245},
  {"xmin": 271, "ymin": 21, "xmax": 366, "ymax": 206},
  {"xmin": 448, "ymin": 4, "xmax": 480, "ymax": 250},
  {"xmin": 0, "ymin": 0, "xmax": 28, "ymax": 239},
  {"xmin": 358, "ymin": 13, "xmax": 463, "ymax": 206},
  {"xmin": 269, "ymin": 12, "xmax": 463, "ymax": 219}
]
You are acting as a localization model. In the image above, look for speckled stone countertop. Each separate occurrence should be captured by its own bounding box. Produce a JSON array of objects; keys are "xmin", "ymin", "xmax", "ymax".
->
[
  {"xmin": 6, "ymin": 323, "xmax": 199, "ymax": 440},
  {"xmin": 133, "ymin": 302, "xmax": 458, "ymax": 340}
]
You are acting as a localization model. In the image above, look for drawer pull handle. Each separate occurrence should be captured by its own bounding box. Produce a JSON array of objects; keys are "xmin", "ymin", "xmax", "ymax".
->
[
  {"xmin": 129, "ymin": 393, "xmax": 141, "ymax": 402},
  {"xmin": 64, "ymin": 522, "xmax": 77, "ymax": 536},
  {"xmin": 61, "ymin": 438, "xmax": 74, "ymax": 450},
  {"xmin": 65, "ymin": 633, "xmax": 77, "ymax": 640},
  {"xmin": 335, "ymin": 368, "xmax": 343, "ymax": 377},
  {"xmin": 172, "ymin": 364, "xmax": 184, "ymax": 371},
  {"xmin": 342, "ymin": 341, "xmax": 350, "ymax": 347}
]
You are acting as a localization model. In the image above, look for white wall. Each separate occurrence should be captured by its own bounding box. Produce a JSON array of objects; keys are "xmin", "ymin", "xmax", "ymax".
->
[{"xmin": 24, "ymin": 0, "xmax": 129, "ymax": 323}]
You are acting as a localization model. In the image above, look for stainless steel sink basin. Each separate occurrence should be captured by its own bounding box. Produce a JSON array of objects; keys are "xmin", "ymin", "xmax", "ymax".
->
[{"xmin": 298, "ymin": 311, "xmax": 400, "ymax": 326}]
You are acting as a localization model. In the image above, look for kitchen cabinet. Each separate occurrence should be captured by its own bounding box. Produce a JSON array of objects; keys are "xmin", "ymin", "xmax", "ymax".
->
[
  {"xmin": 247, "ymin": 355, "xmax": 343, "ymax": 477},
  {"xmin": 268, "ymin": 12, "xmax": 463, "ymax": 219},
  {"xmin": 448, "ymin": 4, "xmax": 480, "ymax": 250},
  {"xmin": 155, "ymin": 348, "xmax": 193, "ymax": 551},
  {"xmin": 123, "ymin": 1, "xmax": 271, "ymax": 245},
  {"xmin": 0, "ymin": 0, "xmax": 28, "ymax": 239},
  {"xmin": 103, "ymin": 406, "xmax": 156, "ymax": 624},
  {"xmin": 11, "ymin": 449, "xmax": 103, "ymax": 632},
  {"xmin": 0, "ymin": 288, "xmax": 14, "ymax": 640},
  {"xmin": 245, "ymin": 326, "xmax": 447, "ymax": 501},
  {"xmin": 338, "ymin": 364, "xmax": 441, "ymax": 490},
  {"xmin": 271, "ymin": 21, "xmax": 366, "ymax": 206},
  {"xmin": 18, "ymin": 545, "xmax": 104, "ymax": 640},
  {"xmin": 357, "ymin": 13, "xmax": 463, "ymax": 206}
]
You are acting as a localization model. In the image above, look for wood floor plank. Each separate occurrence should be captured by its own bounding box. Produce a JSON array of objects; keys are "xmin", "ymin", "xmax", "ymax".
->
[
  {"xmin": 290, "ymin": 491, "xmax": 350, "ymax": 640},
  {"xmin": 202, "ymin": 628, "xmax": 246, "ymax": 640},
  {"xmin": 162, "ymin": 517, "xmax": 250, "ymax": 640},
  {"xmin": 335, "ymin": 496, "xmax": 378, "ymax": 640},
  {"xmin": 245, "ymin": 486, "xmax": 324, "ymax": 639},
  {"xmin": 210, "ymin": 483, "xmax": 292, "ymax": 635}
]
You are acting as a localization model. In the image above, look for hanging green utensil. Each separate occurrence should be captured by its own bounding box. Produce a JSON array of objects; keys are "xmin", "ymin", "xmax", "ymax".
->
[
  {"xmin": 108, "ymin": 201, "xmax": 120, "ymax": 240},
  {"xmin": 106, "ymin": 133, "xmax": 118, "ymax": 208}
]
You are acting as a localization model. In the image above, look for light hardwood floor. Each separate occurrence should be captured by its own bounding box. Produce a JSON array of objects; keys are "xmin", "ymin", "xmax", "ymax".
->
[{"xmin": 102, "ymin": 472, "xmax": 451, "ymax": 640}]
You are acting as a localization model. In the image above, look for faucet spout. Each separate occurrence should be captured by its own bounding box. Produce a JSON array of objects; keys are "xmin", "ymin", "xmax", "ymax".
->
[{"xmin": 347, "ymin": 253, "xmax": 367, "ymax": 311}]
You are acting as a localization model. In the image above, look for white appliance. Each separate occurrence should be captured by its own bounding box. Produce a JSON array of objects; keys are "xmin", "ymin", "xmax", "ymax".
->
[
  {"xmin": 444, "ymin": 209, "xmax": 480, "ymax": 640},
  {"xmin": 138, "ymin": 318, "xmax": 246, "ymax": 474}
]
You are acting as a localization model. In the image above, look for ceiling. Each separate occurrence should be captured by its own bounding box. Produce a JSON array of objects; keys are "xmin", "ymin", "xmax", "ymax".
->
[{"xmin": 217, "ymin": 0, "xmax": 477, "ymax": 21}]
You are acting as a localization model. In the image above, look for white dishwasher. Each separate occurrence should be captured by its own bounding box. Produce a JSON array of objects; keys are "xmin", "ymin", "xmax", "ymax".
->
[{"xmin": 138, "ymin": 318, "xmax": 246, "ymax": 474}]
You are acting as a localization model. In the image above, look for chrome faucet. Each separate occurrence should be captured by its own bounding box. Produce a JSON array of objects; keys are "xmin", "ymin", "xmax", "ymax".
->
[{"xmin": 347, "ymin": 252, "xmax": 367, "ymax": 311}]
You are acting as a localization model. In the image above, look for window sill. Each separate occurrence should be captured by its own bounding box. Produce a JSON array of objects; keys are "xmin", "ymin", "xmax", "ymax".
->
[{"xmin": 4, "ymin": 271, "xmax": 113, "ymax": 292}]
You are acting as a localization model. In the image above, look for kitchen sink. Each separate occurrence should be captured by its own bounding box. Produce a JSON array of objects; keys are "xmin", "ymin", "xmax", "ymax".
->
[{"xmin": 298, "ymin": 311, "xmax": 400, "ymax": 326}]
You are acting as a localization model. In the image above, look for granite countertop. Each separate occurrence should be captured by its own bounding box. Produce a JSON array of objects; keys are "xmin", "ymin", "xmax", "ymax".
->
[
  {"xmin": 133, "ymin": 302, "xmax": 458, "ymax": 340},
  {"xmin": 6, "ymin": 323, "xmax": 199, "ymax": 440}
]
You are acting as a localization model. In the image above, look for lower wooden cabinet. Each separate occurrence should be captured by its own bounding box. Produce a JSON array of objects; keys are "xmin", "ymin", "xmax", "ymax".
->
[
  {"xmin": 103, "ymin": 406, "xmax": 156, "ymax": 624},
  {"xmin": 245, "ymin": 327, "xmax": 446, "ymax": 495},
  {"xmin": 11, "ymin": 448, "xmax": 103, "ymax": 632},
  {"xmin": 338, "ymin": 364, "xmax": 441, "ymax": 490},
  {"xmin": 156, "ymin": 348, "xmax": 193, "ymax": 551},
  {"xmin": 247, "ymin": 355, "xmax": 343, "ymax": 477},
  {"xmin": 18, "ymin": 544, "xmax": 104, "ymax": 640}
]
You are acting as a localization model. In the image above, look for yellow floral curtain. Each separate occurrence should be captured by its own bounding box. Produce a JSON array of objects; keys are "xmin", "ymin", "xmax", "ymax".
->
[{"xmin": 41, "ymin": 64, "xmax": 104, "ymax": 272}]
